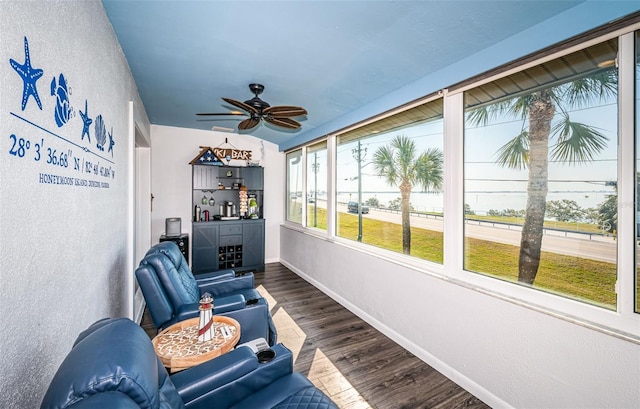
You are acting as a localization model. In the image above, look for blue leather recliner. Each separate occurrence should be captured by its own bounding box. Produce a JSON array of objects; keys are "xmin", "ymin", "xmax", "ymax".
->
[
  {"xmin": 137, "ymin": 241, "xmax": 277, "ymax": 345},
  {"xmin": 40, "ymin": 318, "xmax": 337, "ymax": 409}
]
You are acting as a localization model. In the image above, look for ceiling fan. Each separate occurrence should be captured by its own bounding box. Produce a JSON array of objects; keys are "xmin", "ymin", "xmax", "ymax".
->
[{"xmin": 197, "ymin": 83, "xmax": 307, "ymax": 131}]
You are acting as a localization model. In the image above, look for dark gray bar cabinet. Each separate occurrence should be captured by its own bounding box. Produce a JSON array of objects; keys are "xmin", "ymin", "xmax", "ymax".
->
[{"xmin": 191, "ymin": 164, "xmax": 265, "ymax": 273}]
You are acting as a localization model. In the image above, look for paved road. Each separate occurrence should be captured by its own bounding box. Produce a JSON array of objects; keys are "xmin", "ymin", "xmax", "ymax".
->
[{"xmin": 334, "ymin": 203, "xmax": 617, "ymax": 263}]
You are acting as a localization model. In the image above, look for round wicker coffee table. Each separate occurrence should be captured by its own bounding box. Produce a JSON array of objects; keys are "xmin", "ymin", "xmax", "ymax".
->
[{"xmin": 152, "ymin": 316, "xmax": 241, "ymax": 372}]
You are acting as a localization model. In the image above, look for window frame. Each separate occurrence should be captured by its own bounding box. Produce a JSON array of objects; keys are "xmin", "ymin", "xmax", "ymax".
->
[
  {"xmin": 283, "ymin": 23, "xmax": 640, "ymax": 340},
  {"xmin": 305, "ymin": 141, "xmax": 328, "ymax": 231},
  {"xmin": 285, "ymin": 149, "xmax": 303, "ymax": 225}
]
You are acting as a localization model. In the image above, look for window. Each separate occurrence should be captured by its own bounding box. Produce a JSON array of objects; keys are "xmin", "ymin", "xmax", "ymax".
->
[
  {"xmin": 286, "ymin": 20, "xmax": 640, "ymax": 334},
  {"xmin": 335, "ymin": 98, "xmax": 444, "ymax": 262},
  {"xmin": 463, "ymin": 39, "xmax": 619, "ymax": 308},
  {"xmin": 286, "ymin": 149, "xmax": 303, "ymax": 224},
  {"xmin": 307, "ymin": 141, "xmax": 327, "ymax": 230}
]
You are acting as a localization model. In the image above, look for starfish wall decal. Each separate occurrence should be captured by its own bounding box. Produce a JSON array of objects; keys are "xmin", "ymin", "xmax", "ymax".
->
[
  {"xmin": 108, "ymin": 127, "xmax": 115, "ymax": 157},
  {"xmin": 80, "ymin": 99, "xmax": 92, "ymax": 142},
  {"xmin": 9, "ymin": 36, "xmax": 43, "ymax": 111}
]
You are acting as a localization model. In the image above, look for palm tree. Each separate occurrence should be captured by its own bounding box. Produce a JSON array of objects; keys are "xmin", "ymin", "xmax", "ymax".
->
[
  {"xmin": 467, "ymin": 69, "xmax": 616, "ymax": 285},
  {"xmin": 373, "ymin": 135, "xmax": 443, "ymax": 254}
]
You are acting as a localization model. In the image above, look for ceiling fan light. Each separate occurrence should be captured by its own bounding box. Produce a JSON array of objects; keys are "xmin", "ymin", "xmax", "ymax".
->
[{"xmin": 202, "ymin": 84, "xmax": 306, "ymax": 132}]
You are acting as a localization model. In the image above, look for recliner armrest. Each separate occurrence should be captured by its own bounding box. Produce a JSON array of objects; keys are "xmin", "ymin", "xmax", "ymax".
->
[
  {"xmin": 212, "ymin": 294, "xmax": 246, "ymax": 314},
  {"xmin": 193, "ymin": 269, "xmax": 236, "ymax": 281},
  {"xmin": 197, "ymin": 273, "xmax": 254, "ymax": 296},
  {"xmin": 172, "ymin": 347, "xmax": 257, "ymax": 404},
  {"xmin": 65, "ymin": 391, "xmax": 141, "ymax": 408},
  {"xmin": 172, "ymin": 344, "xmax": 293, "ymax": 408}
]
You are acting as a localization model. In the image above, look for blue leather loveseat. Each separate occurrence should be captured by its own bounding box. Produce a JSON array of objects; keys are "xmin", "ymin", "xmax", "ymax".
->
[{"xmin": 41, "ymin": 318, "xmax": 337, "ymax": 409}]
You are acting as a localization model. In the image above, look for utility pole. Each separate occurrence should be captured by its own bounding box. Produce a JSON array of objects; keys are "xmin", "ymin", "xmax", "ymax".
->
[{"xmin": 352, "ymin": 140, "xmax": 367, "ymax": 242}]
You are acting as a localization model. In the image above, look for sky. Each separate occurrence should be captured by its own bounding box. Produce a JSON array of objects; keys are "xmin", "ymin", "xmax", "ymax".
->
[
  {"xmin": 319, "ymin": 97, "xmax": 619, "ymax": 215},
  {"xmin": 291, "ymin": 62, "xmax": 629, "ymax": 217}
]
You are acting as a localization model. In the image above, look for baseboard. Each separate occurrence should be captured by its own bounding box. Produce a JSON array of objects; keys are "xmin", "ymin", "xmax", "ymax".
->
[{"xmin": 279, "ymin": 258, "xmax": 511, "ymax": 409}]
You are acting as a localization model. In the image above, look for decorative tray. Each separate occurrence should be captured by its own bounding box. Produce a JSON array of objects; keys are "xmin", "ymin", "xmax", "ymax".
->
[{"xmin": 152, "ymin": 316, "xmax": 241, "ymax": 372}]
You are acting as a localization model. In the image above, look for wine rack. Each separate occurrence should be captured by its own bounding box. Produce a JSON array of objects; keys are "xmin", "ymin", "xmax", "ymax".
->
[{"xmin": 218, "ymin": 245, "xmax": 243, "ymax": 270}]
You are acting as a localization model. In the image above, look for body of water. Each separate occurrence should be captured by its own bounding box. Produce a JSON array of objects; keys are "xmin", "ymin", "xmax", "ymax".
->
[{"xmin": 335, "ymin": 189, "xmax": 614, "ymax": 216}]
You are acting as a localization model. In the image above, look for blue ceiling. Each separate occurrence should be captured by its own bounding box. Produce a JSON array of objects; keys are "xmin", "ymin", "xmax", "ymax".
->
[{"xmin": 101, "ymin": 1, "xmax": 638, "ymax": 151}]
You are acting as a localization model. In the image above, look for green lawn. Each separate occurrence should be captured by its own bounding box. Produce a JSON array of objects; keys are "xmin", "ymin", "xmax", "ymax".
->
[
  {"xmin": 297, "ymin": 203, "xmax": 626, "ymax": 308},
  {"xmin": 327, "ymin": 206, "xmax": 618, "ymax": 308},
  {"xmin": 466, "ymin": 214, "xmax": 606, "ymax": 235}
]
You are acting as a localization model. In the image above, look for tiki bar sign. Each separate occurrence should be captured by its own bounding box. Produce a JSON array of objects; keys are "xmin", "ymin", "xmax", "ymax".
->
[
  {"xmin": 212, "ymin": 147, "xmax": 252, "ymax": 161},
  {"xmin": 189, "ymin": 145, "xmax": 253, "ymax": 166}
]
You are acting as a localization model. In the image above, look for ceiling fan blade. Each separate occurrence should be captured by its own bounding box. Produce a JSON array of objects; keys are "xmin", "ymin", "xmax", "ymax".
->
[
  {"xmin": 263, "ymin": 105, "xmax": 307, "ymax": 117},
  {"xmin": 238, "ymin": 117, "xmax": 260, "ymax": 130},
  {"xmin": 196, "ymin": 111, "xmax": 246, "ymax": 116},
  {"xmin": 265, "ymin": 116, "xmax": 301, "ymax": 130},
  {"xmin": 222, "ymin": 97, "xmax": 259, "ymax": 114}
]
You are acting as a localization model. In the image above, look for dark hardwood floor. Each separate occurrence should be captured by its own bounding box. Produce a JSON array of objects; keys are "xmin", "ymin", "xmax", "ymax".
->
[{"xmin": 142, "ymin": 263, "xmax": 490, "ymax": 409}]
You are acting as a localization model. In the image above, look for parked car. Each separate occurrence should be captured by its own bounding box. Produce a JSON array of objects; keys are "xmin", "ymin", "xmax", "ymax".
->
[{"xmin": 347, "ymin": 201, "xmax": 369, "ymax": 214}]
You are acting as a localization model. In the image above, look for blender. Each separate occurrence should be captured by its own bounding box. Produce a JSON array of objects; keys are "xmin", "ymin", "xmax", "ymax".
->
[{"xmin": 248, "ymin": 194, "xmax": 259, "ymax": 219}]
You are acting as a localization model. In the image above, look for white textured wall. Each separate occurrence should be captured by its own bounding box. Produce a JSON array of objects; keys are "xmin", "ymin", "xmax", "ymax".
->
[
  {"xmin": 150, "ymin": 125, "xmax": 283, "ymax": 265},
  {"xmin": 280, "ymin": 227, "xmax": 640, "ymax": 408},
  {"xmin": 0, "ymin": 1, "xmax": 149, "ymax": 407}
]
